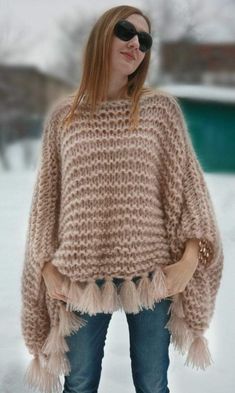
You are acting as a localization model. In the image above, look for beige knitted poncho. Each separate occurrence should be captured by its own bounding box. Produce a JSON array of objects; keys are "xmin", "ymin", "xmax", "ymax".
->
[{"xmin": 21, "ymin": 88, "xmax": 224, "ymax": 393}]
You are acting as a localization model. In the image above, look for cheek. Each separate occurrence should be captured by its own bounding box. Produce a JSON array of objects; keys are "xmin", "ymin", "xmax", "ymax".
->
[
  {"xmin": 110, "ymin": 38, "xmax": 122, "ymax": 64},
  {"xmin": 111, "ymin": 37, "xmax": 122, "ymax": 54},
  {"xmin": 136, "ymin": 53, "xmax": 145, "ymax": 67}
]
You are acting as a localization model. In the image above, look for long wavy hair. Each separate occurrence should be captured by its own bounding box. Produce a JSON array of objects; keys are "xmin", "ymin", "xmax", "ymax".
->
[{"xmin": 63, "ymin": 5, "xmax": 153, "ymax": 131}]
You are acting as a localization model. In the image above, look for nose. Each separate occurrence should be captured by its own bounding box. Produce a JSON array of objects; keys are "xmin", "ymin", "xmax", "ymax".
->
[{"xmin": 127, "ymin": 34, "xmax": 140, "ymax": 50}]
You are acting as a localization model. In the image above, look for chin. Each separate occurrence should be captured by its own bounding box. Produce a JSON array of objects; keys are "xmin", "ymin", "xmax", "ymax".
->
[{"xmin": 121, "ymin": 62, "xmax": 137, "ymax": 73}]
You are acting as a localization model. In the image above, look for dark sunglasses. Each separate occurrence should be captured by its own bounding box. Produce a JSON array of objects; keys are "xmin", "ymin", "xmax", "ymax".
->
[{"xmin": 113, "ymin": 19, "xmax": 152, "ymax": 53}]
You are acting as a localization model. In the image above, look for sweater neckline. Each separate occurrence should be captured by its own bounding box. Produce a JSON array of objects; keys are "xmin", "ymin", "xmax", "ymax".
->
[
  {"xmin": 98, "ymin": 91, "xmax": 156, "ymax": 106},
  {"xmin": 78, "ymin": 90, "xmax": 156, "ymax": 111}
]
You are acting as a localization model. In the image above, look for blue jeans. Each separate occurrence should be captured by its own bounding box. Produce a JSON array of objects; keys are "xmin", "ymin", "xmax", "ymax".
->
[{"xmin": 63, "ymin": 277, "xmax": 172, "ymax": 393}]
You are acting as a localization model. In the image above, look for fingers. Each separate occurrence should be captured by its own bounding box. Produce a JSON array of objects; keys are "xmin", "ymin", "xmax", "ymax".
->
[
  {"xmin": 163, "ymin": 268, "xmax": 184, "ymax": 297},
  {"xmin": 42, "ymin": 264, "xmax": 70, "ymax": 302},
  {"xmin": 48, "ymin": 290, "xmax": 68, "ymax": 302},
  {"xmin": 166, "ymin": 289, "xmax": 183, "ymax": 297}
]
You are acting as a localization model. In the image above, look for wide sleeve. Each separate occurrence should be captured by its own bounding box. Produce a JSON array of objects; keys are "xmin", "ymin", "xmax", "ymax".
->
[
  {"xmin": 160, "ymin": 94, "xmax": 224, "ymax": 345},
  {"xmin": 20, "ymin": 105, "xmax": 61, "ymax": 356},
  {"xmin": 160, "ymin": 94, "xmax": 223, "ymax": 268}
]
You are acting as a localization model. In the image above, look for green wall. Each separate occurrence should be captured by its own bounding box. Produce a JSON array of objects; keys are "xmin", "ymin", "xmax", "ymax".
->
[{"xmin": 179, "ymin": 98, "xmax": 235, "ymax": 173}]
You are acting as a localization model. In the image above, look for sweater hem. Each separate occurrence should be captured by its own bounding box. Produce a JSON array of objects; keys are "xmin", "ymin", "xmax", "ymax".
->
[{"xmin": 23, "ymin": 264, "xmax": 214, "ymax": 393}]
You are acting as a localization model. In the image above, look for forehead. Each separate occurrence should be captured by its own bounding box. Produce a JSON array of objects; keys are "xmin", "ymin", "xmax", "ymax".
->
[{"xmin": 125, "ymin": 14, "xmax": 149, "ymax": 34}]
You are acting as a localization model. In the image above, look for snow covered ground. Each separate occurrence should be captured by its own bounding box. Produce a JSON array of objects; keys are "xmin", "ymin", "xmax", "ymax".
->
[
  {"xmin": 0, "ymin": 143, "xmax": 234, "ymax": 392},
  {"xmin": 158, "ymin": 84, "xmax": 235, "ymax": 103}
]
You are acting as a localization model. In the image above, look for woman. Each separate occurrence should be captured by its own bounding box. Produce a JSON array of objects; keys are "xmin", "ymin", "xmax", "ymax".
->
[{"xmin": 20, "ymin": 5, "xmax": 224, "ymax": 393}]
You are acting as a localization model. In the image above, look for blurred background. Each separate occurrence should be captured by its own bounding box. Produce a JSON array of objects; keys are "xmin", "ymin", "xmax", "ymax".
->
[{"xmin": 0, "ymin": 1, "xmax": 234, "ymax": 392}]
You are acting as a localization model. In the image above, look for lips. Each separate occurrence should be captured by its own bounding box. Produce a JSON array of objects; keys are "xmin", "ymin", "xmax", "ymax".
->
[{"xmin": 121, "ymin": 51, "xmax": 135, "ymax": 60}]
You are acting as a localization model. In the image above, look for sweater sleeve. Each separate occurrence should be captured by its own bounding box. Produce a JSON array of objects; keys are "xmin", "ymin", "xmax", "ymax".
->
[
  {"xmin": 20, "ymin": 105, "xmax": 61, "ymax": 355},
  {"xmin": 160, "ymin": 94, "xmax": 222, "ymax": 263},
  {"xmin": 160, "ymin": 94, "xmax": 224, "ymax": 327}
]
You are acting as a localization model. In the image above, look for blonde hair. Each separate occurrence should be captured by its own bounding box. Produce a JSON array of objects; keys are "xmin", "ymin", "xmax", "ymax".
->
[{"xmin": 63, "ymin": 5, "xmax": 153, "ymax": 131}]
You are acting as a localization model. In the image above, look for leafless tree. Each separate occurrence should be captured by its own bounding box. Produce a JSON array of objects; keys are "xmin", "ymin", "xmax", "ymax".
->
[
  {"xmin": 47, "ymin": 10, "xmax": 97, "ymax": 85},
  {"xmin": 141, "ymin": 0, "xmax": 235, "ymax": 84},
  {"xmin": 143, "ymin": 0, "xmax": 235, "ymax": 42},
  {"xmin": 0, "ymin": 15, "xmax": 35, "ymax": 63}
]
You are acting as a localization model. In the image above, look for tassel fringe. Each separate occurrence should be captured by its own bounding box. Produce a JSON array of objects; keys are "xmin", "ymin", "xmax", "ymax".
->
[
  {"xmin": 150, "ymin": 266, "xmax": 169, "ymax": 301},
  {"xmin": 166, "ymin": 290, "xmax": 213, "ymax": 370},
  {"xmin": 46, "ymin": 351, "xmax": 71, "ymax": 375},
  {"xmin": 101, "ymin": 277, "xmax": 121, "ymax": 313},
  {"xmin": 119, "ymin": 278, "xmax": 141, "ymax": 314},
  {"xmin": 185, "ymin": 335, "xmax": 213, "ymax": 370},
  {"xmin": 24, "ymin": 355, "xmax": 62, "ymax": 393},
  {"xmin": 58, "ymin": 302, "xmax": 87, "ymax": 336},
  {"xmin": 136, "ymin": 273, "xmax": 155, "ymax": 310},
  {"xmin": 168, "ymin": 292, "xmax": 185, "ymax": 318},
  {"xmin": 65, "ymin": 280, "xmax": 84, "ymax": 312},
  {"xmin": 24, "ymin": 265, "xmax": 214, "ymax": 393},
  {"xmin": 67, "ymin": 279, "xmax": 103, "ymax": 315},
  {"xmin": 61, "ymin": 265, "xmax": 170, "ymax": 315},
  {"xmin": 24, "ymin": 300, "xmax": 86, "ymax": 393},
  {"xmin": 165, "ymin": 314, "xmax": 193, "ymax": 354},
  {"xmin": 41, "ymin": 325, "xmax": 69, "ymax": 354}
]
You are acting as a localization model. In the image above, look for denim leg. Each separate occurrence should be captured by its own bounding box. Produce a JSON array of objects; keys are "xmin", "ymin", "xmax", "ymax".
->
[
  {"xmin": 126, "ymin": 297, "xmax": 172, "ymax": 393},
  {"xmin": 63, "ymin": 279, "xmax": 112, "ymax": 393}
]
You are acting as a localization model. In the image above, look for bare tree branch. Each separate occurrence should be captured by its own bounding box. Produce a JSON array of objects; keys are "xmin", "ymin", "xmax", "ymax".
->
[
  {"xmin": 47, "ymin": 9, "xmax": 97, "ymax": 85},
  {"xmin": 0, "ymin": 16, "xmax": 36, "ymax": 62}
]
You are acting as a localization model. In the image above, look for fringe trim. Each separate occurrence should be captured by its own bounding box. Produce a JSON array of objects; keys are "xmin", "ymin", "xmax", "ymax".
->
[
  {"xmin": 41, "ymin": 325, "xmax": 69, "ymax": 354},
  {"xmin": 101, "ymin": 277, "xmax": 121, "ymax": 313},
  {"xmin": 137, "ymin": 272, "xmax": 155, "ymax": 310},
  {"xmin": 46, "ymin": 351, "xmax": 71, "ymax": 375},
  {"xmin": 58, "ymin": 300, "xmax": 87, "ymax": 336},
  {"xmin": 150, "ymin": 266, "xmax": 169, "ymax": 301},
  {"xmin": 23, "ymin": 355, "xmax": 62, "ymax": 393},
  {"xmin": 23, "ymin": 302, "xmax": 86, "ymax": 393},
  {"xmin": 24, "ymin": 265, "xmax": 214, "ymax": 393},
  {"xmin": 185, "ymin": 335, "xmax": 214, "ymax": 370},
  {"xmin": 63, "ymin": 265, "xmax": 169, "ymax": 315},
  {"xmin": 165, "ymin": 292, "xmax": 214, "ymax": 370}
]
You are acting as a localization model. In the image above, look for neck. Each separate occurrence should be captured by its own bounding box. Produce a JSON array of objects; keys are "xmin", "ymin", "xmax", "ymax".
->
[{"xmin": 107, "ymin": 72, "xmax": 128, "ymax": 100}]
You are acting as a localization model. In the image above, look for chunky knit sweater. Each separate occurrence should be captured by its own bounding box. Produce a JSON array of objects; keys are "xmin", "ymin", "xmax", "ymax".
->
[{"xmin": 21, "ymin": 88, "xmax": 224, "ymax": 393}]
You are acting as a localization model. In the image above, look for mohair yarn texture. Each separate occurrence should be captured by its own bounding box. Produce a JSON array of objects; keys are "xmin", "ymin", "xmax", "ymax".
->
[{"xmin": 21, "ymin": 89, "xmax": 224, "ymax": 392}]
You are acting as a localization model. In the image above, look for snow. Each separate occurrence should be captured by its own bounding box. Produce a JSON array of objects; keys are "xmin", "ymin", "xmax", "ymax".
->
[
  {"xmin": 0, "ymin": 139, "xmax": 41, "ymax": 172},
  {"xmin": 158, "ymin": 84, "xmax": 235, "ymax": 103},
  {"xmin": 0, "ymin": 150, "xmax": 234, "ymax": 392}
]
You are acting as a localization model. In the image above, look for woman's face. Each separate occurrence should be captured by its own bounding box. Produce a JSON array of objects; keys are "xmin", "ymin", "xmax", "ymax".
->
[{"xmin": 110, "ymin": 13, "xmax": 150, "ymax": 77}]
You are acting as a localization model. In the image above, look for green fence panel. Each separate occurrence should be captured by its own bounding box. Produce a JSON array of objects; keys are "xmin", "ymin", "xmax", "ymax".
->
[{"xmin": 179, "ymin": 98, "xmax": 235, "ymax": 173}]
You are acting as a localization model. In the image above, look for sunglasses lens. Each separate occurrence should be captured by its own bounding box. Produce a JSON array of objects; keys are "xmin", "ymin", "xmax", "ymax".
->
[
  {"xmin": 114, "ymin": 20, "xmax": 152, "ymax": 52},
  {"xmin": 138, "ymin": 32, "xmax": 152, "ymax": 52},
  {"xmin": 114, "ymin": 20, "xmax": 135, "ymax": 41}
]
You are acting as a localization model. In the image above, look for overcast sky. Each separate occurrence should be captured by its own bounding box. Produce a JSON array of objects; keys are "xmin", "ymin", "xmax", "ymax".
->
[
  {"xmin": 1, "ymin": 0, "xmax": 234, "ymax": 74},
  {"xmin": 0, "ymin": 0, "xmax": 141, "ymax": 71}
]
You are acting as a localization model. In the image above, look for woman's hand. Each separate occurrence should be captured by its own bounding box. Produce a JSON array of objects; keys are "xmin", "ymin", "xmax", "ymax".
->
[
  {"xmin": 162, "ymin": 257, "xmax": 199, "ymax": 297},
  {"xmin": 42, "ymin": 261, "xmax": 68, "ymax": 302}
]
